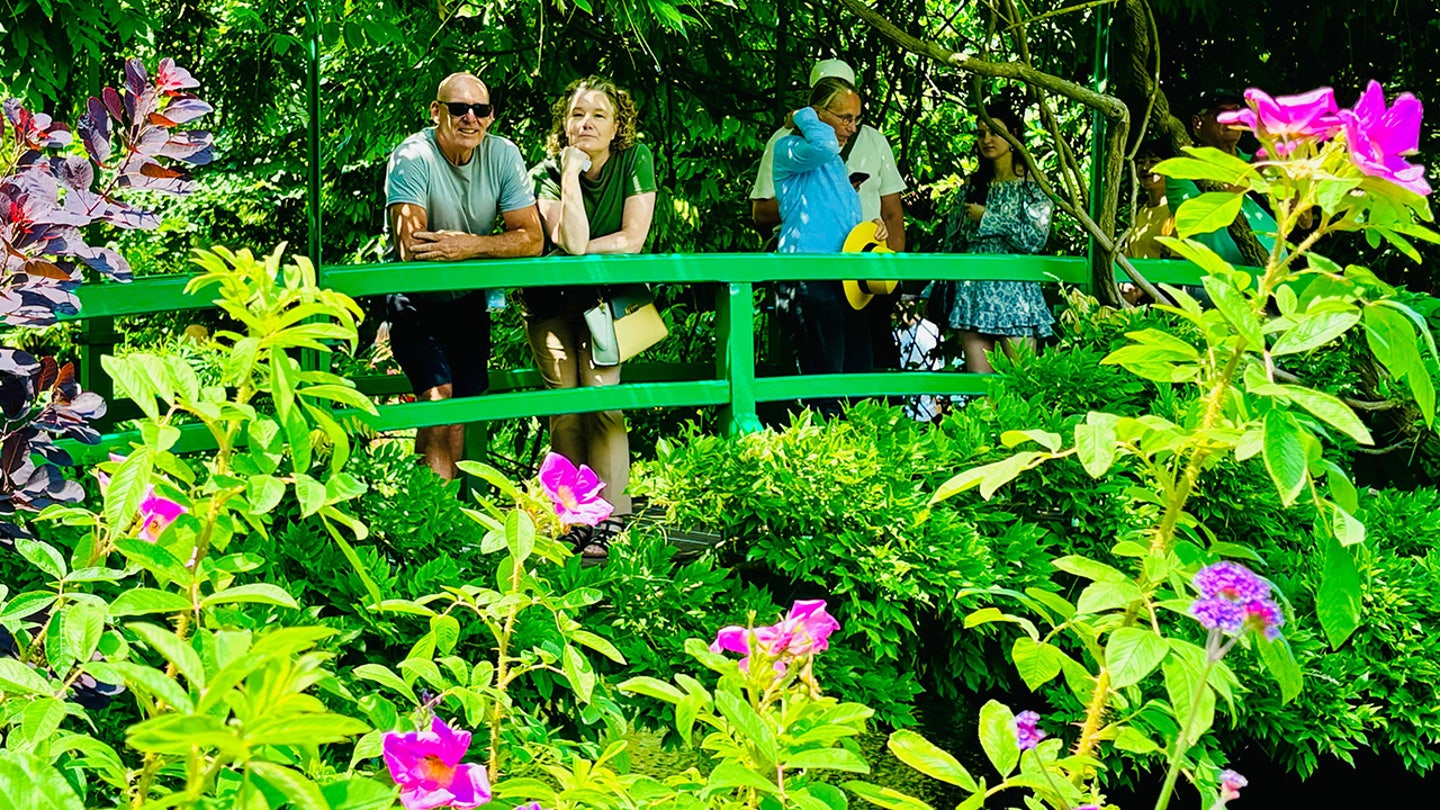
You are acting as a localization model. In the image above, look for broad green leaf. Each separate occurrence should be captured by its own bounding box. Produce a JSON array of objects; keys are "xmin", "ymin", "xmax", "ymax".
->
[
  {"xmin": 705, "ymin": 761, "xmax": 778, "ymax": 795},
  {"xmin": 840, "ymin": 781, "xmax": 935, "ymax": 810},
  {"xmin": 618, "ymin": 676, "xmax": 686, "ymax": 704},
  {"xmin": 785, "ymin": 747, "xmax": 870, "ymax": 773},
  {"xmin": 715, "ymin": 689, "xmax": 778, "ymax": 766},
  {"xmin": 1074, "ymin": 416, "xmax": 1117, "ymax": 478},
  {"xmin": 293, "ymin": 473, "xmax": 326, "ymax": 518},
  {"xmin": 105, "ymin": 450, "xmax": 153, "ymax": 536},
  {"xmin": 15, "ymin": 539, "xmax": 65, "ymax": 580},
  {"xmin": 1153, "ymin": 156, "xmax": 1246, "ymax": 185},
  {"xmin": 1052, "ymin": 555, "xmax": 1128, "ymax": 583},
  {"xmin": 0, "ymin": 752, "xmax": 85, "ymax": 810},
  {"xmin": 932, "ymin": 452, "xmax": 1047, "ymax": 503},
  {"xmin": 90, "ymin": 661, "xmax": 192, "ymax": 712},
  {"xmin": 247, "ymin": 475, "xmax": 286, "ymax": 515},
  {"xmin": 244, "ymin": 714, "xmax": 370, "ymax": 747},
  {"xmin": 114, "ymin": 539, "xmax": 188, "ymax": 586},
  {"xmin": 1075, "ymin": 581, "xmax": 1144, "ymax": 614},
  {"xmin": 1203, "ymin": 275, "xmax": 1264, "ymax": 346},
  {"xmin": 429, "ymin": 614, "xmax": 461, "ymax": 655},
  {"xmin": 1328, "ymin": 499, "xmax": 1366, "ymax": 546},
  {"xmin": 1112, "ymin": 726, "xmax": 1159, "ymax": 754},
  {"xmin": 977, "ymin": 700, "xmax": 1019, "ymax": 778},
  {"xmin": 570, "ymin": 629, "xmax": 626, "ymax": 664},
  {"xmin": 248, "ymin": 761, "xmax": 328, "ymax": 810},
  {"xmin": 1262, "ymin": 411, "xmax": 1308, "ymax": 506},
  {"xmin": 0, "ymin": 659, "xmax": 53, "ymax": 696},
  {"xmin": 128, "ymin": 622, "xmax": 205, "ymax": 689},
  {"xmin": 887, "ymin": 729, "xmax": 977, "ymax": 791},
  {"xmin": 1256, "ymin": 634, "xmax": 1303, "ymax": 704},
  {"xmin": 1156, "ymin": 236, "xmax": 1236, "ymax": 279},
  {"xmin": 1106, "ymin": 627, "xmax": 1169, "ymax": 688},
  {"xmin": 455, "ymin": 460, "xmax": 521, "ymax": 501},
  {"xmin": 1316, "ymin": 535, "xmax": 1362, "ymax": 648},
  {"xmin": 561, "ymin": 644, "xmax": 596, "ymax": 705},
  {"xmin": 1322, "ymin": 461, "xmax": 1360, "ymax": 514},
  {"xmin": 1162, "ymin": 656, "xmax": 1214, "ymax": 747},
  {"xmin": 505, "ymin": 509, "xmax": 535, "ymax": 563},
  {"xmin": 1000, "ymin": 430, "xmax": 1062, "ymax": 451},
  {"xmin": 109, "ymin": 588, "xmax": 192, "ymax": 617},
  {"xmin": 1174, "ymin": 192, "xmax": 1245, "ymax": 238},
  {"xmin": 202, "ymin": 583, "xmax": 299, "ymax": 609},
  {"xmin": 1010, "ymin": 638, "xmax": 1064, "ymax": 691},
  {"xmin": 61, "ymin": 603, "xmax": 104, "ymax": 665},
  {"xmin": 352, "ymin": 664, "xmax": 418, "ymax": 704},
  {"xmin": 1270, "ymin": 309, "xmax": 1360, "ymax": 355},
  {"xmin": 1274, "ymin": 386, "xmax": 1372, "ymax": 444},
  {"xmin": 102, "ymin": 355, "xmax": 159, "ymax": 420},
  {"xmin": 322, "ymin": 776, "xmax": 400, "ymax": 810}
]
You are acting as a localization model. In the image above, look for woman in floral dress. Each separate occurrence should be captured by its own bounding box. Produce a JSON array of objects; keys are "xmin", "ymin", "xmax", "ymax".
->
[{"xmin": 933, "ymin": 104, "xmax": 1054, "ymax": 373}]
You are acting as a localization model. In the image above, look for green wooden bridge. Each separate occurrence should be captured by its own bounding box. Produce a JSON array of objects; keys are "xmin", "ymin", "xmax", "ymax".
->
[{"xmin": 59, "ymin": 252, "xmax": 1206, "ymax": 466}]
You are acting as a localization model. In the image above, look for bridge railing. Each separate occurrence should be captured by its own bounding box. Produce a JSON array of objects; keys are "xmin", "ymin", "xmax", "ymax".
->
[{"xmin": 59, "ymin": 253, "xmax": 1206, "ymax": 464}]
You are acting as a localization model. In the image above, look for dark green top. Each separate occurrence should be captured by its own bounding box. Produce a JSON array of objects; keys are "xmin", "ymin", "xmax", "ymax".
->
[
  {"xmin": 533, "ymin": 143, "xmax": 658, "ymax": 246},
  {"xmin": 523, "ymin": 143, "xmax": 658, "ymax": 320}
]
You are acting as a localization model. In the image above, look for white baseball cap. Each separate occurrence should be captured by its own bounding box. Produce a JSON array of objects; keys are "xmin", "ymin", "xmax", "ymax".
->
[{"xmin": 809, "ymin": 59, "xmax": 856, "ymax": 88}]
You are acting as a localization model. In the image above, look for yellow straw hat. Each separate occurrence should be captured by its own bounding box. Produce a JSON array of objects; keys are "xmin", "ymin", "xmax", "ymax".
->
[{"xmin": 842, "ymin": 221, "xmax": 898, "ymax": 310}]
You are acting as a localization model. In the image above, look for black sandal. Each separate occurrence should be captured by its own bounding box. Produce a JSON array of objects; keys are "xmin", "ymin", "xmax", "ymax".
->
[{"xmin": 571, "ymin": 517, "xmax": 625, "ymax": 561}]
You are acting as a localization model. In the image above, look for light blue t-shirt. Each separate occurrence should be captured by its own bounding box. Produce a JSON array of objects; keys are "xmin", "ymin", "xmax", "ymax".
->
[
  {"xmin": 385, "ymin": 128, "xmax": 536, "ymax": 300},
  {"xmin": 775, "ymin": 108, "xmax": 862, "ymax": 254}
]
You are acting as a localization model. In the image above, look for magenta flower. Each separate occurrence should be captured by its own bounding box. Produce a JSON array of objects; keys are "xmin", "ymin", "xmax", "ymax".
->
[
  {"xmin": 1217, "ymin": 87, "xmax": 1342, "ymax": 156},
  {"xmin": 96, "ymin": 455, "xmax": 187, "ymax": 542},
  {"xmin": 710, "ymin": 599, "xmax": 841, "ymax": 671},
  {"xmin": 382, "ymin": 717, "xmax": 492, "ymax": 810},
  {"xmin": 1338, "ymin": 81, "xmax": 1430, "ymax": 196},
  {"xmin": 538, "ymin": 452, "xmax": 613, "ymax": 527},
  {"xmin": 1189, "ymin": 563, "xmax": 1284, "ymax": 640},
  {"xmin": 1013, "ymin": 710, "xmax": 1045, "ymax": 751},
  {"xmin": 1218, "ymin": 769, "xmax": 1248, "ymax": 804}
]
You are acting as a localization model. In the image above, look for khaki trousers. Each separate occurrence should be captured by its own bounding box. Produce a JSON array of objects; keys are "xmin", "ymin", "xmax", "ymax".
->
[{"xmin": 525, "ymin": 312, "xmax": 631, "ymax": 516}]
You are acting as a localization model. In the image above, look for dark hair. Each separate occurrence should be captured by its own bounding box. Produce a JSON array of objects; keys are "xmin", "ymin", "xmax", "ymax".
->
[
  {"xmin": 967, "ymin": 103, "xmax": 1027, "ymax": 205},
  {"xmin": 546, "ymin": 76, "xmax": 639, "ymax": 155},
  {"xmin": 808, "ymin": 76, "xmax": 857, "ymax": 110}
]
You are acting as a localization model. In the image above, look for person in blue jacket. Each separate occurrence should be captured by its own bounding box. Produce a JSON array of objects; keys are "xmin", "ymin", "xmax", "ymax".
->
[{"xmin": 773, "ymin": 75, "xmax": 888, "ymax": 417}]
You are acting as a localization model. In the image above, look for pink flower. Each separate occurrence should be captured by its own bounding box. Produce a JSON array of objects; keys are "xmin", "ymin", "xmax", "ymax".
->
[
  {"xmin": 710, "ymin": 600, "xmax": 841, "ymax": 671},
  {"xmin": 95, "ymin": 455, "xmax": 186, "ymax": 542},
  {"xmin": 538, "ymin": 452, "xmax": 613, "ymax": 527},
  {"xmin": 382, "ymin": 717, "xmax": 492, "ymax": 810},
  {"xmin": 1217, "ymin": 87, "xmax": 1342, "ymax": 156},
  {"xmin": 1338, "ymin": 81, "xmax": 1430, "ymax": 196},
  {"xmin": 1218, "ymin": 769, "xmax": 1248, "ymax": 804}
]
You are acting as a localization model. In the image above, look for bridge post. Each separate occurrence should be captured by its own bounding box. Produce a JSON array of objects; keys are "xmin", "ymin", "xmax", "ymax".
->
[{"xmin": 717, "ymin": 281, "xmax": 762, "ymax": 436}]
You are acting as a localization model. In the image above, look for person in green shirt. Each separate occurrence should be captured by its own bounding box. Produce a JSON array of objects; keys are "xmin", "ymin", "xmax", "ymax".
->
[
  {"xmin": 523, "ymin": 76, "xmax": 658, "ymax": 560},
  {"xmin": 1165, "ymin": 89, "xmax": 1277, "ymax": 268}
]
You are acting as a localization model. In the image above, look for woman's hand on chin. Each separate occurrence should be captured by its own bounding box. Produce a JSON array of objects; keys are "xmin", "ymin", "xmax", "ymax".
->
[{"xmin": 560, "ymin": 145, "xmax": 591, "ymax": 177}]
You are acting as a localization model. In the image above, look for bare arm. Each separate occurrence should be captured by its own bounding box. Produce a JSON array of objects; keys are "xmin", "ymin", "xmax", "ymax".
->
[
  {"xmin": 388, "ymin": 203, "xmax": 543, "ymax": 261},
  {"xmin": 880, "ymin": 192, "xmax": 906, "ymax": 251},
  {"xmin": 544, "ymin": 146, "xmax": 594, "ymax": 254},
  {"xmin": 751, "ymin": 198, "xmax": 779, "ymax": 233},
  {"xmin": 585, "ymin": 191, "xmax": 656, "ymax": 254}
]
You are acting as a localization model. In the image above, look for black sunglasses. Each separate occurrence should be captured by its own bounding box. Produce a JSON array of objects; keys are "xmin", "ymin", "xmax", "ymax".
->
[{"xmin": 439, "ymin": 101, "xmax": 492, "ymax": 118}]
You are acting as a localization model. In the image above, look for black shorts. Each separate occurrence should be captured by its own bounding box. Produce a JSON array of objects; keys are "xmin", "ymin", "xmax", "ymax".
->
[{"xmin": 386, "ymin": 291, "xmax": 491, "ymax": 398}]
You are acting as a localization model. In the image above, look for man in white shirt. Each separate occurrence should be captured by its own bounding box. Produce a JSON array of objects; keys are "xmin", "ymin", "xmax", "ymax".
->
[{"xmin": 750, "ymin": 59, "xmax": 907, "ymax": 367}]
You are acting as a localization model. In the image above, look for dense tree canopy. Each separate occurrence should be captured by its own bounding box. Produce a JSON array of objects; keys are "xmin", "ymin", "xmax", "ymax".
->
[{"xmin": 2, "ymin": 0, "xmax": 1435, "ymax": 284}]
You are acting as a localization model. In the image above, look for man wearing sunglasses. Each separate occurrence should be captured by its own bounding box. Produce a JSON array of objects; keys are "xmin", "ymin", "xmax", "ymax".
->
[{"xmin": 385, "ymin": 72, "xmax": 544, "ymax": 480}]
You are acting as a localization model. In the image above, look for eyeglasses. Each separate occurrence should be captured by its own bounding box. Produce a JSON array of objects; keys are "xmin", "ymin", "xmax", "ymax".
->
[
  {"xmin": 823, "ymin": 109, "xmax": 862, "ymax": 127},
  {"xmin": 439, "ymin": 101, "xmax": 492, "ymax": 118}
]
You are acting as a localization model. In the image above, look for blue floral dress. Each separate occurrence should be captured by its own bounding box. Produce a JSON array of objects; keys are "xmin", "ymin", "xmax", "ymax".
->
[{"xmin": 936, "ymin": 180, "xmax": 1055, "ymax": 338}]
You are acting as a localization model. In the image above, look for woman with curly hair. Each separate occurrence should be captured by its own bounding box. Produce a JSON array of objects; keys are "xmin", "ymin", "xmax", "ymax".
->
[{"xmin": 523, "ymin": 76, "xmax": 657, "ymax": 560}]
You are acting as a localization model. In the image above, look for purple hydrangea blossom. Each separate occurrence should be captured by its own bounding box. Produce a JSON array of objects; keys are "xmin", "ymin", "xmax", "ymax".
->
[
  {"xmin": 1189, "ymin": 563, "xmax": 1285, "ymax": 640},
  {"xmin": 1014, "ymin": 710, "xmax": 1046, "ymax": 751}
]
